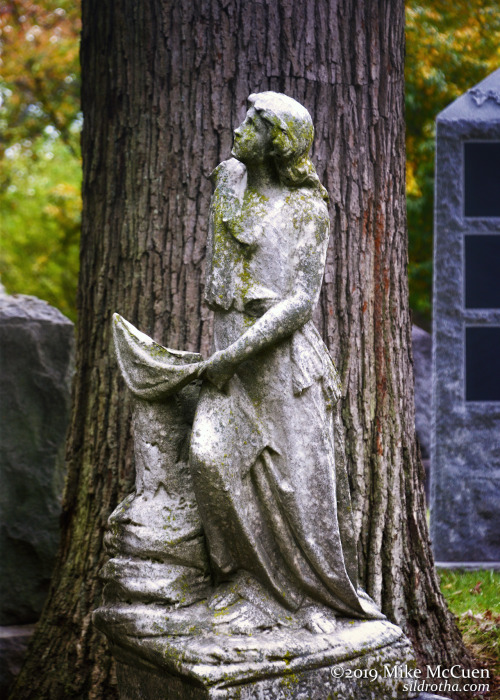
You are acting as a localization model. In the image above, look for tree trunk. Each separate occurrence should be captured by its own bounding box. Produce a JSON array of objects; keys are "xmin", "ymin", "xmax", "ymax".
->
[{"xmin": 10, "ymin": 1, "xmax": 471, "ymax": 698}]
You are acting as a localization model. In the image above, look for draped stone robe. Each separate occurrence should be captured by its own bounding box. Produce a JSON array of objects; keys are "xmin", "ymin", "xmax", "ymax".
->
[{"xmin": 190, "ymin": 159, "xmax": 381, "ymax": 620}]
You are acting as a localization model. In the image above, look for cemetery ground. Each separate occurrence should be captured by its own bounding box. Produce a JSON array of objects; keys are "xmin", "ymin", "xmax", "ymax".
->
[{"xmin": 440, "ymin": 569, "xmax": 500, "ymax": 698}]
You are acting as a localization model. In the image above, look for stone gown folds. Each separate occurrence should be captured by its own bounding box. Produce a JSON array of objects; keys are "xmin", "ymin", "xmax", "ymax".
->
[{"xmin": 190, "ymin": 159, "xmax": 381, "ymax": 621}]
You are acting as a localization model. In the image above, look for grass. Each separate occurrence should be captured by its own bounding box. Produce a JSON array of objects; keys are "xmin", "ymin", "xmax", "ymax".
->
[{"xmin": 439, "ymin": 569, "xmax": 500, "ymax": 699}]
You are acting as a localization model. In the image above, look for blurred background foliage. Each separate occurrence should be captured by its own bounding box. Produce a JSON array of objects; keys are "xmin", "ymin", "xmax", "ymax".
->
[
  {"xmin": 1, "ymin": 1, "xmax": 499, "ymax": 327},
  {"xmin": 406, "ymin": 0, "xmax": 500, "ymax": 328},
  {"xmin": 0, "ymin": 0, "xmax": 81, "ymax": 322}
]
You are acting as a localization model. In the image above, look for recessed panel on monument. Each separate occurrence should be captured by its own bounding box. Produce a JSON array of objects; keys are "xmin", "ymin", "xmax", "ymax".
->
[
  {"xmin": 466, "ymin": 326, "xmax": 500, "ymax": 401},
  {"xmin": 464, "ymin": 142, "xmax": 500, "ymax": 218},
  {"xmin": 465, "ymin": 235, "xmax": 500, "ymax": 309}
]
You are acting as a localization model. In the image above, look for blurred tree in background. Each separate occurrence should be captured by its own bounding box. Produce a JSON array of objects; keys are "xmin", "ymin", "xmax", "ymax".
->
[
  {"xmin": 406, "ymin": 0, "xmax": 500, "ymax": 328},
  {"xmin": 0, "ymin": 0, "xmax": 81, "ymax": 322},
  {"xmin": 1, "ymin": 0, "xmax": 500, "ymax": 326}
]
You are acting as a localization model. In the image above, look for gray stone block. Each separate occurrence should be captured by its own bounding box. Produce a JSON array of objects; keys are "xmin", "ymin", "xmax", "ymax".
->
[
  {"xmin": 0, "ymin": 294, "xmax": 74, "ymax": 624},
  {"xmin": 431, "ymin": 68, "xmax": 500, "ymax": 564}
]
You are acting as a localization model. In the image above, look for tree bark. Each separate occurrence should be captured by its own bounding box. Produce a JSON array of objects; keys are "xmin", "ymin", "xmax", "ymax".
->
[{"xmin": 10, "ymin": 1, "xmax": 471, "ymax": 698}]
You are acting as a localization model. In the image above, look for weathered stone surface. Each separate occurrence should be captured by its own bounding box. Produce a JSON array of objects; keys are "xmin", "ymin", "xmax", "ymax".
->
[
  {"xmin": 114, "ymin": 635, "xmax": 416, "ymax": 699},
  {"xmin": 0, "ymin": 624, "xmax": 36, "ymax": 697},
  {"xmin": 412, "ymin": 325, "xmax": 431, "ymax": 499},
  {"xmin": 0, "ymin": 294, "xmax": 74, "ymax": 624},
  {"xmin": 100, "ymin": 315, "xmax": 210, "ymax": 613},
  {"xmin": 95, "ymin": 93, "xmax": 416, "ymax": 697},
  {"xmin": 412, "ymin": 325, "xmax": 431, "ymax": 461},
  {"xmin": 431, "ymin": 68, "xmax": 500, "ymax": 564}
]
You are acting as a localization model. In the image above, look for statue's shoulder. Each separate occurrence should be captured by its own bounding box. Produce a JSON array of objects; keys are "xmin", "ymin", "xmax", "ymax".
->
[{"xmin": 288, "ymin": 188, "xmax": 329, "ymax": 228}]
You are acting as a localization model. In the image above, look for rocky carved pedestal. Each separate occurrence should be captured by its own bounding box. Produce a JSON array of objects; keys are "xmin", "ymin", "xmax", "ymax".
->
[{"xmin": 95, "ymin": 316, "xmax": 416, "ymax": 699}]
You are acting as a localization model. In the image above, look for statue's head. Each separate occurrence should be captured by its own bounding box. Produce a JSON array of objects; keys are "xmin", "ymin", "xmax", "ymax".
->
[
  {"xmin": 232, "ymin": 92, "xmax": 327, "ymax": 200},
  {"xmin": 248, "ymin": 92, "xmax": 314, "ymax": 162}
]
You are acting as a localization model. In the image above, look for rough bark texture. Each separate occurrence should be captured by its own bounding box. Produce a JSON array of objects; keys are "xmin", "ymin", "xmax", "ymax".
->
[{"xmin": 10, "ymin": 1, "xmax": 471, "ymax": 698}]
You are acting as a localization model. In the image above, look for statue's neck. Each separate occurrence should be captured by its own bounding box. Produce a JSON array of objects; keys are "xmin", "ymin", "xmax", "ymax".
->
[{"xmin": 245, "ymin": 160, "xmax": 280, "ymax": 193}]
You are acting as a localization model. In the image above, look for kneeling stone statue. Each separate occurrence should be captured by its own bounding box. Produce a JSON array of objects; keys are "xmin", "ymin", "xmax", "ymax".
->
[{"xmin": 94, "ymin": 93, "xmax": 417, "ymax": 699}]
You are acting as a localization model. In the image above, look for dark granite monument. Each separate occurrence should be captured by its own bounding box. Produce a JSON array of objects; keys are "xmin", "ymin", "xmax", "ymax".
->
[
  {"xmin": 0, "ymin": 293, "xmax": 74, "ymax": 694},
  {"xmin": 431, "ymin": 68, "xmax": 500, "ymax": 565}
]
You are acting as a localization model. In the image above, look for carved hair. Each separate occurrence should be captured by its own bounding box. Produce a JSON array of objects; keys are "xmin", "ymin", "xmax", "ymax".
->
[{"xmin": 248, "ymin": 92, "xmax": 328, "ymax": 202}]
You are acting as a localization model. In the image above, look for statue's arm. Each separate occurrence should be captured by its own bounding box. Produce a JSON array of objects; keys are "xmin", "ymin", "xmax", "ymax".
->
[{"xmin": 203, "ymin": 205, "xmax": 329, "ymax": 389}]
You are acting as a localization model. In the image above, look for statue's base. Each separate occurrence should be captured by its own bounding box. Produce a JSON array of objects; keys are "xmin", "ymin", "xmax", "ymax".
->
[
  {"xmin": 114, "ymin": 639, "xmax": 415, "ymax": 699},
  {"xmin": 100, "ymin": 612, "xmax": 418, "ymax": 699}
]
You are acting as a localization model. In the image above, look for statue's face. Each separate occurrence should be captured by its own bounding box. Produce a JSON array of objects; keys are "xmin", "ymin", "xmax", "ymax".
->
[{"xmin": 231, "ymin": 107, "xmax": 271, "ymax": 164}]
